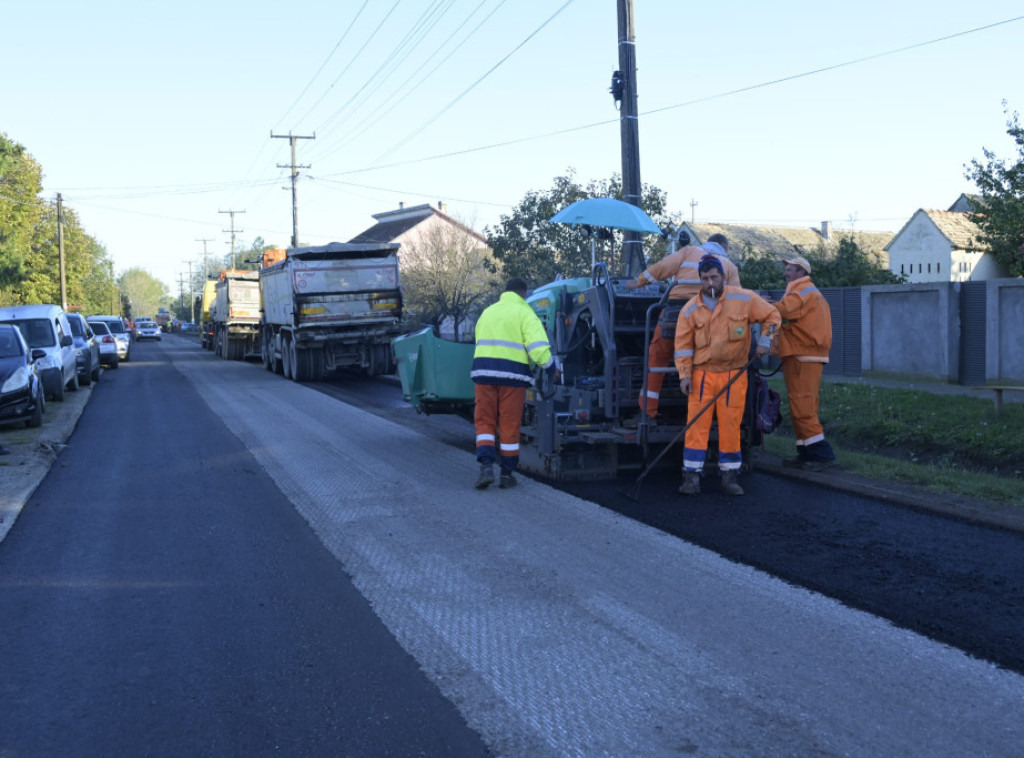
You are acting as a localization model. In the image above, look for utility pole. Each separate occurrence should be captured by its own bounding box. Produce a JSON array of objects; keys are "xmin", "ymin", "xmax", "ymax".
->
[
  {"xmin": 109, "ymin": 260, "xmax": 116, "ymax": 315},
  {"xmin": 615, "ymin": 0, "xmax": 643, "ymax": 278},
  {"xmin": 690, "ymin": 198, "xmax": 698, "ymax": 224},
  {"xmin": 57, "ymin": 193, "xmax": 68, "ymax": 310},
  {"xmin": 177, "ymin": 274, "xmax": 186, "ymax": 321},
  {"xmin": 271, "ymin": 131, "xmax": 315, "ymax": 248},
  {"xmin": 186, "ymin": 261, "xmax": 195, "ymax": 324},
  {"xmin": 218, "ymin": 210, "xmax": 245, "ymax": 269},
  {"xmin": 195, "ymin": 237, "xmax": 214, "ymax": 279}
]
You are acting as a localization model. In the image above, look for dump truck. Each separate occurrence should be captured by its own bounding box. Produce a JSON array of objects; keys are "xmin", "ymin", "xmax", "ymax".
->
[
  {"xmin": 259, "ymin": 242, "xmax": 402, "ymax": 381},
  {"xmin": 199, "ymin": 280, "xmax": 217, "ymax": 350},
  {"xmin": 211, "ymin": 270, "xmax": 260, "ymax": 360}
]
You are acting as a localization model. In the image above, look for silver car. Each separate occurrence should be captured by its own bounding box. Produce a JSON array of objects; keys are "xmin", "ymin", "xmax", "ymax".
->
[
  {"xmin": 87, "ymin": 320, "xmax": 120, "ymax": 368},
  {"xmin": 88, "ymin": 316, "xmax": 131, "ymax": 361},
  {"xmin": 135, "ymin": 321, "xmax": 161, "ymax": 341},
  {"xmin": 66, "ymin": 313, "xmax": 101, "ymax": 386}
]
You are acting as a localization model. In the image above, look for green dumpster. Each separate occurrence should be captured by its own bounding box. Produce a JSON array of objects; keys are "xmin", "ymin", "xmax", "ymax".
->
[{"xmin": 392, "ymin": 328, "xmax": 476, "ymax": 414}]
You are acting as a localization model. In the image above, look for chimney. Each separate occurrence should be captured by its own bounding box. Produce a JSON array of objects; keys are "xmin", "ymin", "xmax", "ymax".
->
[
  {"xmin": 398, "ymin": 202, "xmax": 404, "ymax": 210},
  {"xmin": 438, "ymin": 201, "xmax": 447, "ymax": 213},
  {"xmin": 821, "ymin": 221, "xmax": 832, "ymax": 241}
]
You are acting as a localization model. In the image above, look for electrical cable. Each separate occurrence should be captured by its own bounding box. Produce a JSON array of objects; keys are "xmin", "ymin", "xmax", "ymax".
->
[{"xmin": 371, "ymin": 0, "xmax": 577, "ymax": 165}]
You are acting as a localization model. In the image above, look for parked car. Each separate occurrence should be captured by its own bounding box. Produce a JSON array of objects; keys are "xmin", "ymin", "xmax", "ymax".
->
[
  {"xmin": 0, "ymin": 304, "xmax": 78, "ymax": 401},
  {"xmin": 88, "ymin": 315, "xmax": 131, "ymax": 361},
  {"xmin": 0, "ymin": 324, "xmax": 45, "ymax": 428},
  {"xmin": 66, "ymin": 313, "xmax": 102, "ymax": 386},
  {"xmin": 135, "ymin": 320, "xmax": 161, "ymax": 341},
  {"xmin": 87, "ymin": 320, "xmax": 120, "ymax": 368}
]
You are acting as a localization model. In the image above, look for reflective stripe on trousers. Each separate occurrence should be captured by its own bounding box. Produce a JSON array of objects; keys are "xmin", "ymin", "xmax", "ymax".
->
[
  {"xmin": 474, "ymin": 384, "xmax": 526, "ymax": 473},
  {"xmin": 683, "ymin": 368, "xmax": 748, "ymax": 472}
]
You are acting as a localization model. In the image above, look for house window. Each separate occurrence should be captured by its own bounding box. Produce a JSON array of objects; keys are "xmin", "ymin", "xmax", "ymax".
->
[
  {"xmin": 927, "ymin": 263, "xmax": 931, "ymax": 273},
  {"xmin": 918, "ymin": 263, "xmax": 922, "ymax": 273},
  {"xmin": 937, "ymin": 262, "xmax": 940, "ymax": 273},
  {"xmin": 901, "ymin": 264, "xmax": 905, "ymax": 274}
]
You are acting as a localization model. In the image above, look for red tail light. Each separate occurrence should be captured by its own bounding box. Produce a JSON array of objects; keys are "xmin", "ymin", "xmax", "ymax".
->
[{"xmin": 102, "ymin": 335, "xmax": 116, "ymax": 343}]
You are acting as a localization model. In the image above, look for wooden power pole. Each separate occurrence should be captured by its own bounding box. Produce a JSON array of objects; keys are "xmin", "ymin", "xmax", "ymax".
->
[
  {"xmin": 218, "ymin": 210, "xmax": 245, "ymax": 269},
  {"xmin": 271, "ymin": 131, "xmax": 315, "ymax": 248},
  {"xmin": 57, "ymin": 193, "xmax": 68, "ymax": 310},
  {"xmin": 616, "ymin": 0, "xmax": 643, "ymax": 278}
]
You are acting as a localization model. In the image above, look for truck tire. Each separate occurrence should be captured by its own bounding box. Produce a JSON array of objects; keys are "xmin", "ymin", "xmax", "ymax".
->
[
  {"xmin": 282, "ymin": 336, "xmax": 294, "ymax": 379},
  {"xmin": 291, "ymin": 343, "xmax": 311, "ymax": 382},
  {"xmin": 261, "ymin": 331, "xmax": 273, "ymax": 371}
]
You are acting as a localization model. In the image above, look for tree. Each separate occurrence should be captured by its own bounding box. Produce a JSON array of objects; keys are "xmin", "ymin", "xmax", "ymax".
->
[
  {"xmin": 486, "ymin": 169, "xmax": 675, "ymax": 284},
  {"xmin": 738, "ymin": 235, "xmax": 903, "ymax": 290},
  {"xmin": 401, "ymin": 221, "xmax": 502, "ymax": 340},
  {"xmin": 119, "ymin": 268, "xmax": 169, "ymax": 321},
  {"xmin": 965, "ymin": 104, "xmax": 1024, "ymax": 276},
  {"xmin": 0, "ymin": 133, "xmax": 44, "ymax": 304}
]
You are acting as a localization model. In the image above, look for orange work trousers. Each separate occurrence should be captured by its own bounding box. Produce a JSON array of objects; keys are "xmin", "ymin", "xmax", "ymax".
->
[
  {"xmin": 781, "ymin": 357, "xmax": 825, "ymax": 446},
  {"xmin": 638, "ymin": 323, "xmax": 675, "ymax": 417},
  {"xmin": 683, "ymin": 368, "xmax": 747, "ymax": 472},
  {"xmin": 474, "ymin": 384, "xmax": 527, "ymax": 473}
]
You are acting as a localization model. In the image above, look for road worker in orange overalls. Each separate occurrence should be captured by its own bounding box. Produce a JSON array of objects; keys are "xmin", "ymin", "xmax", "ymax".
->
[
  {"xmin": 674, "ymin": 255, "xmax": 781, "ymax": 496},
  {"xmin": 623, "ymin": 234, "xmax": 740, "ymax": 426},
  {"xmin": 772, "ymin": 255, "xmax": 837, "ymax": 471}
]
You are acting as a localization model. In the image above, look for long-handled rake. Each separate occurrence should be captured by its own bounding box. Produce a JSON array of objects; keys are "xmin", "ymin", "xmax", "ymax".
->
[{"xmin": 622, "ymin": 355, "xmax": 758, "ymax": 502}]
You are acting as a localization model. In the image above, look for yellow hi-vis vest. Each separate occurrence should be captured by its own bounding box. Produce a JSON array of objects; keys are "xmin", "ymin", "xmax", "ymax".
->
[{"xmin": 472, "ymin": 291, "xmax": 554, "ymax": 386}]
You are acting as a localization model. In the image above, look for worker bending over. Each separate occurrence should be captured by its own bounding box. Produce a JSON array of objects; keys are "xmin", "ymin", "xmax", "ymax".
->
[
  {"xmin": 624, "ymin": 234, "xmax": 739, "ymax": 426},
  {"xmin": 471, "ymin": 278, "xmax": 559, "ymax": 489},
  {"xmin": 674, "ymin": 255, "xmax": 780, "ymax": 496}
]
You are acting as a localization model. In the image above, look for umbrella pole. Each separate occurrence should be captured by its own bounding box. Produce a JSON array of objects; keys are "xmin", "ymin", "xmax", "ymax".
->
[{"xmin": 591, "ymin": 238, "xmax": 596, "ymax": 270}]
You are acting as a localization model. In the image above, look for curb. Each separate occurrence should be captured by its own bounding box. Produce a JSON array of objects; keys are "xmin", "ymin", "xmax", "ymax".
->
[{"xmin": 753, "ymin": 453, "xmax": 1024, "ymax": 535}]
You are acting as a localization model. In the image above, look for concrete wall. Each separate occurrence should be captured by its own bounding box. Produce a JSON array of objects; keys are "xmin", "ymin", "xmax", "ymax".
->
[
  {"xmin": 861, "ymin": 283, "xmax": 960, "ymax": 381},
  {"xmin": 860, "ymin": 278, "xmax": 1023, "ymax": 384},
  {"xmin": 989, "ymin": 278, "xmax": 1024, "ymax": 383}
]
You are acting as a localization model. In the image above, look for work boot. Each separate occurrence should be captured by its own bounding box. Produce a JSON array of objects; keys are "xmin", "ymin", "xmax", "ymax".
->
[
  {"xmin": 782, "ymin": 446, "xmax": 808, "ymax": 468},
  {"xmin": 499, "ymin": 472, "xmax": 517, "ymax": 489},
  {"xmin": 801, "ymin": 441, "xmax": 837, "ymax": 472},
  {"xmin": 475, "ymin": 464, "xmax": 495, "ymax": 489},
  {"xmin": 678, "ymin": 472, "xmax": 701, "ymax": 496},
  {"xmin": 720, "ymin": 470, "xmax": 744, "ymax": 496}
]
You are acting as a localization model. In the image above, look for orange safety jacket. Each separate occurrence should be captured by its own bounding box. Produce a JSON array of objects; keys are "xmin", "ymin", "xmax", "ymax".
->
[
  {"xmin": 636, "ymin": 245, "xmax": 740, "ymax": 301},
  {"xmin": 673, "ymin": 286, "xmax": 781, "ymax": 379},
  {"xmin": 773, "ymin": 276, "xmax": 832, "ymax": 361}
]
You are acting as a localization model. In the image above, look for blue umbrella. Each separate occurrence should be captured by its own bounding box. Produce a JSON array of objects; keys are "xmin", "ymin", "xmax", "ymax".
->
[{"xmin": 549, "ymin": 197, "xmax": 662, "ymax": 235}]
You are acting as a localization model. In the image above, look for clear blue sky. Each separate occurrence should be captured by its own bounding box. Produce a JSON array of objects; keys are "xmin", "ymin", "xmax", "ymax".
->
[{"xmin": 4, "ymin": 0, "xmax": 1022, "ymax": 291}]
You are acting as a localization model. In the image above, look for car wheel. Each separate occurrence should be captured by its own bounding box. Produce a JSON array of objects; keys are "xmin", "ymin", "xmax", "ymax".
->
[
  {"xmin": 26, "ymin": 386, "xmax": 44, "ymax": 428},
  {"xmin": 52, "ymin": 377, "xmax": 65, "ymax": 402},
  {"xmin": 68, "ymin": 371, "xmax": 80, "ymax": 393},
  {"xmin": 79, "ymin": 358, "xmax": 92, "ymax": 386}
]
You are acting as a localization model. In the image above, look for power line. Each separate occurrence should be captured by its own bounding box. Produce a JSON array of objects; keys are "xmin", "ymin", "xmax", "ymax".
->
[
  {"xmin": 309, "ymin": 0, "xmax": 457, "ymax": 140},
  {"xmin": 372, "ymin": 0, "xmax": 577, "ymax": 165},
  {"xmin": 313, "ymin": 0, "xmax": 506, "ymax": 165},
  {"xmin": 272, "ymin": 0, "xmax": 372, "ymax": 132},
  {"xmin": 322, "ymin": 13, "xmax": 1024, "ymax": 178}
]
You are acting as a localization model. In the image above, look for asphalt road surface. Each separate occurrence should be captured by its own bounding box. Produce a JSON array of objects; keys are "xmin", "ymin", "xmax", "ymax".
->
[
  {"xmin": 2, "ymin": 335, "xmax": 1022, "ymax": 756},
  {"xmin": 0, "ymin": 338, "xmax": 489, "ymax": 756},
  {"xmin": 314, "ymin": 368, "xmax": 1024, "ymax": 677}
]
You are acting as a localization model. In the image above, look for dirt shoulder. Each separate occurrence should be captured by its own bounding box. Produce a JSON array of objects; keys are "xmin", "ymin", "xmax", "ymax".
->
[{"xmin": 0, "ymin": 385, "xmax": 91, "ymax": 542}]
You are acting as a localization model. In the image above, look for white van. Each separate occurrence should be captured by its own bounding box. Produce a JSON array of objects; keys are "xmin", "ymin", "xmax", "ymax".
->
[{"xmin": 0, "ymin": 304, "xmax": 79, "ymax": 401}]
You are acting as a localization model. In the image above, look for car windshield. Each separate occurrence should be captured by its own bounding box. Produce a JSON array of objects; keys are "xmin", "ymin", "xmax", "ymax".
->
[
  {"xmin": 68, "ymin": 317, "xmax": 84, "ymax": 337},
  {"xmin": 0, "ymin": 327, "xmax": 24, "ymax": 358},
  {"xmin": 107, "ymin": 321, "xmax": 126, "ymax": 334},
  {"xmin": 89, "ymin": 322, "xmax": 111, "ymax": 335},
  {"xmin": 0, "ymin": 318, "xmax": 54, "ymax": 348}
]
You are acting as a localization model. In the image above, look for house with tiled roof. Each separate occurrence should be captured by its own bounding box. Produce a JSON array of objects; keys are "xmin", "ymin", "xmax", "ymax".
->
[
  {"xmin": 678, "ymin": 221, "xmax": 892, "ymax": 267},
  {"xmin": 349, "ymin": 202, "xmax": 488, "ymax": 249},
  {"xmin": 884, "ymin": 208, "xmax": 1008, "ymax": 283}
]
